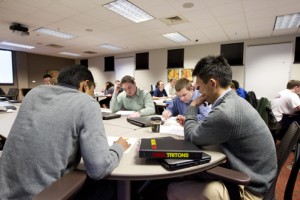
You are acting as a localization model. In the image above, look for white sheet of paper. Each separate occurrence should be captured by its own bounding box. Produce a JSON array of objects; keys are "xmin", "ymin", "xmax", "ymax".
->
[
  {"xmin": 159, "ymin": 125, "xmax": 184, "ymax": 137},
  {"xmin": 116, "ymin": 111, "xmax": 135, "ymax": 115},
  {"xmin": 107, "ymin": 136, "xmax": 138, "ymax": 153}
]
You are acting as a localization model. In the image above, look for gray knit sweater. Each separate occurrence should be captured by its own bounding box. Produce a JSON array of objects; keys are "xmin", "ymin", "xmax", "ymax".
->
[
  {"xmin": 185, "ymin": 90, "xmax": 277, "ymax": 196},
  {"xmin": 0, "ymin": 85, "xmax": 123, "ymax": 200}
]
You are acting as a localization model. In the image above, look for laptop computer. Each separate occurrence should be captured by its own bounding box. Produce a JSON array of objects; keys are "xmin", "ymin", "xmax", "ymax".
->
[
  {"xmin": 159, "ymin": 152, "xmax": 211, "ymax": 171},
  {"xmin": 127, "ymin": 116, "xmax": 152, "ymax": 127},
  {"xmin": 101, "ymin": 112, "xmax": 121, "ymax": 120},
  {"xmin": 139, "ymin": 137, "xmax": 203, "ymax": 159}
]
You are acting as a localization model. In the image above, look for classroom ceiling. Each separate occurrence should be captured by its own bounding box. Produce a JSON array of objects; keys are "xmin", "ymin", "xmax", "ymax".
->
[{"xmin": 0, "ymin": 0, "xmax": 299, "ymax": 59}]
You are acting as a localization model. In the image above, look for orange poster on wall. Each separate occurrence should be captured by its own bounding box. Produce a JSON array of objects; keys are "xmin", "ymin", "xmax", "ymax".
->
[
  {"xmin": 167, "ymin": 69, "xmax": 179, "ymax": 81},
  {"xmin": 181, "ymin": 69, "xmax": 193, "ymax": 81}
]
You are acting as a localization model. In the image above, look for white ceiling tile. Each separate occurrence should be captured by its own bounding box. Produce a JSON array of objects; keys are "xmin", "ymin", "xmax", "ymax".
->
[
  {"xmin": 0, "ymin": 0, "xmax": 37, "ymax": 15},
  {"xmin": 42, "ymin": 3, "xmax": 78, "ymax": 18},
  {"xmin": 222, "ymin": 22, "xmax": 250, "ymax": 40},
  {"xmin": 58, "ymin": 0, "xmax": 97, "ymax": 12},
  {"xmin": 216, "ymin": 13, "xmax": 246, "ymax": 24},
  {"xmin": 209, "ymin": 1, "xmax": 244, "ymax": 17},
  {"xmin": 0, "ymin": 0, "xmax": 299, "ymax": 58},
  {"xmin": 203, "ymin": 0, "xmax": 239, "ymax": 7}
]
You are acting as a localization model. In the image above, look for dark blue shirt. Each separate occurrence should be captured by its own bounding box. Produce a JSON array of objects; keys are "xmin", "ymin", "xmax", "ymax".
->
[
  {"xmin": 166, "ymin": 90, "xmax": 211, "ymax": 121},
  {"xmin": 153, "ymin": 88, "xmax": 168, "ymax": 97}
]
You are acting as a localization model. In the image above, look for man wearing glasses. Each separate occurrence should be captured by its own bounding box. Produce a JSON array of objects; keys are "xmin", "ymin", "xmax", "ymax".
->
[
  {"xmin": 162, "ymin": 78, "xmax": 211, "ymax": 125},
  {"xmin": 110, "ymin": 75, "xmax": 155, "ymax": 118}
]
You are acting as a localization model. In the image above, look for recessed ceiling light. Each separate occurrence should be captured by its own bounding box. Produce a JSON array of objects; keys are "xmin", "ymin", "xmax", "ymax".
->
[
  {"xmin": 162, "ymin": 32, "xmax": 190, "ymax": 43},
  {"xmin": 0, "ymin": 41, "xmax": 35, "ymax": 49},
  {"xmin": 274, "ymin": 13, "xmax": 300, "ymax": 30},
  {"xmin": 103, "ymin": 0, "xmax": 154, "ymax": 23},
  {"xmin": 34, "ymin": 28, "xmax": 77, "ymax": 39},
  {"xmin": 100, "ymin": 44, "xmax": 123, "ymax": 51},
  {"xmin": 59, "ymin": 52, "xmax": 81, "ymax": 57}
]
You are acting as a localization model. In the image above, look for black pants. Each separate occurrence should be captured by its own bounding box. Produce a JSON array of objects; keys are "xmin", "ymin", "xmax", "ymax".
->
[{"xmin": 73, "ymin": 177, "xmax": 117, "ymax": 200}]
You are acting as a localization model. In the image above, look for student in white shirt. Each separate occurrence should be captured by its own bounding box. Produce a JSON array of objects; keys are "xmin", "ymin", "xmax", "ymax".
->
[{"xmin": 165, "ymin": 78, "xmax": 177, "ymax": 97}]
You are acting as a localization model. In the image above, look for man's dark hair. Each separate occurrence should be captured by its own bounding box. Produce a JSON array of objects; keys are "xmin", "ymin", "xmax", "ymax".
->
[
  {"xmin": 192, "ymin": 55, "xmax": 232, "ymax": 88},
  {"xmin": 231, "ymin": 80, "xmax": 240, "ymax": 89},
  {"xmin": 57, "ymin": 65, "xmax": 95, "ymax": 88},
  {"xmin": 43, "ymin": 74, "xmax": 51, "ymax": 79},
  {"xmin": 287, "ymin": 80, "xmax": 300, "ymax": 89}
]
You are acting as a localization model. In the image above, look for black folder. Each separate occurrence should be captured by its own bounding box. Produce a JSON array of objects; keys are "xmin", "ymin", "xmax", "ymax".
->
[
  {"xmin": 101, "ymin": 112, "xmax": 121, "ymax": 120},
  {"xmin": 139, "ymin": 137, "xmax": 203, "ymax": 159}
]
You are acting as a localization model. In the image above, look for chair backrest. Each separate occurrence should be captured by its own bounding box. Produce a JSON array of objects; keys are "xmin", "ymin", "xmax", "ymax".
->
[
  {"xmin": 0, "ymin": 88, "xmax": 6, "ymax": 96},
  {"xmin": 21, "ymin": 88, "xmax": 32, "ymax": 97},
  {"xmin": 263, "ymin": 121, "xmax": 300, "ymax": 200},
  {"xmin": 256, "ymin": 97, "xmax": 271, "ymax": 125},
  {"xmin": 6, "ymin": 88, "xmax": 19, "ymax": 100},
  {"xmin": 246, "ymin": 91, "xmax": 258, "ymax": 109}
]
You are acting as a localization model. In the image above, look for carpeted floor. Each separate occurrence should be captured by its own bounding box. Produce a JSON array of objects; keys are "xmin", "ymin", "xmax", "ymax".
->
[{"xmin": 276, "ymin": 152, "xmax": 300, "ymax": 200}]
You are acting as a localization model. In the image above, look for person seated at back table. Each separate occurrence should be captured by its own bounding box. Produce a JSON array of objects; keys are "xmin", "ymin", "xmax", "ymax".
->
[
  {"xmin": 167, "ymin": 55, "xmax": 277, "ymax": 200},
  {"xmin": 271, "ymin": 79, "xmax": 300, "ymax": 122},
  {"xmin": 162, "ymin": 78, "xmax": 211, "ymax": 124},
  {"xmin": 230, "ymin": 79, "xmax": 247, "ymax": 99},
  {"xmin": 270, "ymin": 80, "xmax": 300, "ymax": 140},
  {"xmin": 0, "ymin": 64, "xmax": 130, "ymax": 200},
  {"xmin": 110, "ymin": 75, "xmax": 155, "ymax": 118},
  {"xmin": 165, "ymin": 78, "xmax": 177, "ymax": 97},
  {"xmin": 153, "ymin": 80, "xmax": 168, "ymax": 98},
  {"xmin": 99, "ymin": 81, "xmax": 114, "ymax": 108},
  {"xmin": 43, "ymin": 74, "xmax": 52, "ymax": 85}
]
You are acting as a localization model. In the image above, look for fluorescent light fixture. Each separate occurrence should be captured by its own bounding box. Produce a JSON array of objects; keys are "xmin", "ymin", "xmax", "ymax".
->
[
  {"xmin": 162, "ymin": 32, "xmax": 190, "ymax": 43},
  {"xmin": 103, "ymin": 0, "xmax": 154, "ymax": 23},
  {"xmin": 59, "ymin": 52, "xmax": 81, "ymax": 57},
  {"xmin": 0, "ymin": 41, "xmax": 35, "ymax": 49},
  {"xmin": 274, "ymin": 13, "xmax": 300, "ymax": 30},
  {"xmin": 100, "ymin": 44, "xmax": 123, "ymax": 51},
  {"xmin": 34, "ymin": 28, "xmax": 77, "ymax": 39}
]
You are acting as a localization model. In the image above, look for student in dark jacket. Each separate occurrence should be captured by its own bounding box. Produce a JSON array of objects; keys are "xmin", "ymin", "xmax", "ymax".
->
[
  {"xmin": 153, "ymin": 80, "xmax": 168, "ymax": 97},
  {"xmin": 230, "ymin": 80, "xmax": 247, "ymax": 99}
]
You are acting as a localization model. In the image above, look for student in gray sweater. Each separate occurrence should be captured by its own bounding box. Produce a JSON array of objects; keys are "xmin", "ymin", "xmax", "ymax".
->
[
  {"xmin": 168, "ymin": 56, "xmax": 277, "ymax": 200},
  {"xmin": 0, "ymin": 65, "xmax": 130, "ymax": 200}
]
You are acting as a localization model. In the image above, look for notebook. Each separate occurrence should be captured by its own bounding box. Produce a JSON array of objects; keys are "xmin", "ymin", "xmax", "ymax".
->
[
  {"xmin": 127, "ymin": 116, "xmax": 152, "ymax": 127},
  {"xmin": 159, "ymin": 152, "xmax": 211, "ymax": 171},
  {"xmin": 139, "ymin": 137, "xmax": 203, "ymax": 159},
  {"xmin": 101, "ymin": 112, "xmax": 121, "ymax": 120}
]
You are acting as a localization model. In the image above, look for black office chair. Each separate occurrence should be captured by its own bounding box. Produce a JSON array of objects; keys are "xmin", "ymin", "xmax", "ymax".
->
[
  {"xmin": 0, "ymin": 88, "xmax": 6, "ymax": 96},
  {"xmin": 0, "ymin": 134, "xmax": 6, "ymax": 150},
  {"xmin": 4, "ymin": 88, "xmax": 19, "ymax": 100},
  {"xmin": 205, "ymin": 121, "xmax": 300, "ymax": 200},
  {"xmin": 21, "ymin": 88, "xmax": 32, "ymax": 97}
]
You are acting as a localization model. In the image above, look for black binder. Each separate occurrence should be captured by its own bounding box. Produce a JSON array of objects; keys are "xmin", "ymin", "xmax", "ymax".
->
[
  {"xmin": 139, "ymin": 137, "xmax": 203, "ymax": 159},
  {"xmin": 127, "ymin": 116, "xmax": 151, "ymax": 127},
  {"xmin": 159, "ymin": 152, "xmax": 211, "ymax": 171}
]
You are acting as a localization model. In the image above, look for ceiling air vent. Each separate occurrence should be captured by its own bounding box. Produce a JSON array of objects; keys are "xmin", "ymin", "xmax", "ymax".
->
[
  {"xmin": 160, "ymin": 15, "xmax": 188, "ymax": 26},
  {"xmin": 83, "ymin": 51, "xmax": 97, "ymax": 54},
  {"xmin": 46, "ymin": 44, "xmax": 64, "ymax": 48}
]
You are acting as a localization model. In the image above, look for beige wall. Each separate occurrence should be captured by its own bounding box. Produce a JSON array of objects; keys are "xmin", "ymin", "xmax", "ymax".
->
[
  {"xmin": 1, "ymin": 52, "xmax": 74, "ymax": 99},
  {"xmin": 89, "ymin": 34, "xmax": 300, "ymax": 92},
  {"xmin": 2, "ymin": 34, "xmax": 300, "ymax": 98}
]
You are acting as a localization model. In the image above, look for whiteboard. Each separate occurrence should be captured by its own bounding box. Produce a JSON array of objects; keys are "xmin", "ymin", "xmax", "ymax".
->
[
  {"xmin": 115, "ymin": 57, "xmax": 135, "ymax": 81},
  {"xmin": 245, "ymin": 43, "xmax": 292, "ymax": 99}
]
